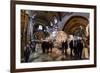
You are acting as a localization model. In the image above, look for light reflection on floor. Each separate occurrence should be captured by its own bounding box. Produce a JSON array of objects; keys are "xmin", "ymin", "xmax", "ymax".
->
[{"xmin": 22, "ymin": 47, "xmax": 89, "ymax": 63}]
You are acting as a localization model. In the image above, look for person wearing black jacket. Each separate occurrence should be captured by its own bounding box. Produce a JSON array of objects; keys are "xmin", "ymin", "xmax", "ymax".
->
[
  {"xmin": 49, "ymin": 40, "xmax": 53, "ymax": 53},
  {"xmin": 61, "ymin": 41, "xmax": 65, "ymax": 54},
  {"xmin": 42, "ymin": 41, "xmax": 46, "ymax": 53},
  {"xmin": 64, "ymin": 40, "xmax": 68, "ymax": 55},
  {"xmin": 69, "ymin": 40, "xmax": 74, "ymax": 57},
  {"xmin": 24, "ymin": 45, "xmax": 31, "ymax": 62},
  {"xmin": 77, "ymin": 39, "xmax": 83, "ymax": 59}
]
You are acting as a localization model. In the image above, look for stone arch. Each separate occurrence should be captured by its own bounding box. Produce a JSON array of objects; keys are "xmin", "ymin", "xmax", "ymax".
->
[{"xmin": 62, "ymin": 16, "xmax": 89, "ymax": 35}]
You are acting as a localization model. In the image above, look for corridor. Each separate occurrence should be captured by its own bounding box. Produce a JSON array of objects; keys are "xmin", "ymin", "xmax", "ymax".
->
[{"xmin": 21, "ymin": 10, "xmax": 90, "ymax": 63}]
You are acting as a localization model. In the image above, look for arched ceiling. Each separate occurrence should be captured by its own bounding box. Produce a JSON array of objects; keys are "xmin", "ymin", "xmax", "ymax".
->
[{"xmin": 63, "ymin": 16, "xmax": 89, "ymax": 35}]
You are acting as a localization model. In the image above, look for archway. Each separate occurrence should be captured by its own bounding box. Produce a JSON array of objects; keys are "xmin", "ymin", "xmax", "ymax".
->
[{"xmin": 63, "ymin": 16, "xmax": 89, "ymax": 36}]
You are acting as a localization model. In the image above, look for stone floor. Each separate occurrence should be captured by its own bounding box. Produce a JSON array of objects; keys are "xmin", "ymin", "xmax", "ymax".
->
[{"xmin": 22, "ymin": 47, "xmax": 89, "ymax": 63}]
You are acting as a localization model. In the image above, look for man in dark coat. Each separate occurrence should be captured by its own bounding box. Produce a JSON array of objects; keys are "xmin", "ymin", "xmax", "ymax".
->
[
  {"xmin": 42, "ymin": 41, "xmax": 49, "ymax": 54},
  {"xmin": 42, "ymin": 41, "xmax": 46, "ymax": 53},
  {"xmin": 69, "ymin": 40, "xmax": 74, "ymax": 57},
  {"xmin": 61, "ymin": 41, "xmax": 65, "ymax": 54},
  {"xmin": 73, "ymin": 40, "xmax": 78, "ymax": 58},
  {"xmin": 77, "ymin": 39, "xmax": 83, "ymax": 59},
  {"xmin": 46, "ymin": 41, "xmax": 49, "ymax": 53},
  {"xmin": 24, "ymin": 45, "xmax": 31, "ymax": 62},
  {"xmin": 64, "ymin": 40, "xmax": 68, "ymax": 55},
  {"xmin": 49, "ymin": 40, "xmax": 53, "ymax": 53}
]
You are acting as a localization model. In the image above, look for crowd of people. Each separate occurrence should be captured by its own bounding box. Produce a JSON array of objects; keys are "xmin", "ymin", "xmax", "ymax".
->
[
  {"xmin": 42, "ymin": 40, "xmax": 53, "ymax": 53},
  {"xmin": 23, "ymin": 37, "xmax": 85, "ymax": 62}
]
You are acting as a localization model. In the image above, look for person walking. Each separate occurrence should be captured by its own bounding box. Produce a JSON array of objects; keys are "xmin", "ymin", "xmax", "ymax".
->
[{"xmin": 24, "ymin": 45, "xmax": 31, "ymax": 62}]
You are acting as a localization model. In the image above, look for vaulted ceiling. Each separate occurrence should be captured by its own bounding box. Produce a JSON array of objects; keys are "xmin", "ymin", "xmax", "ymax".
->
[{"xmin": 63, "ymin": 16, "xmax": 89, "ymax": 36}]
